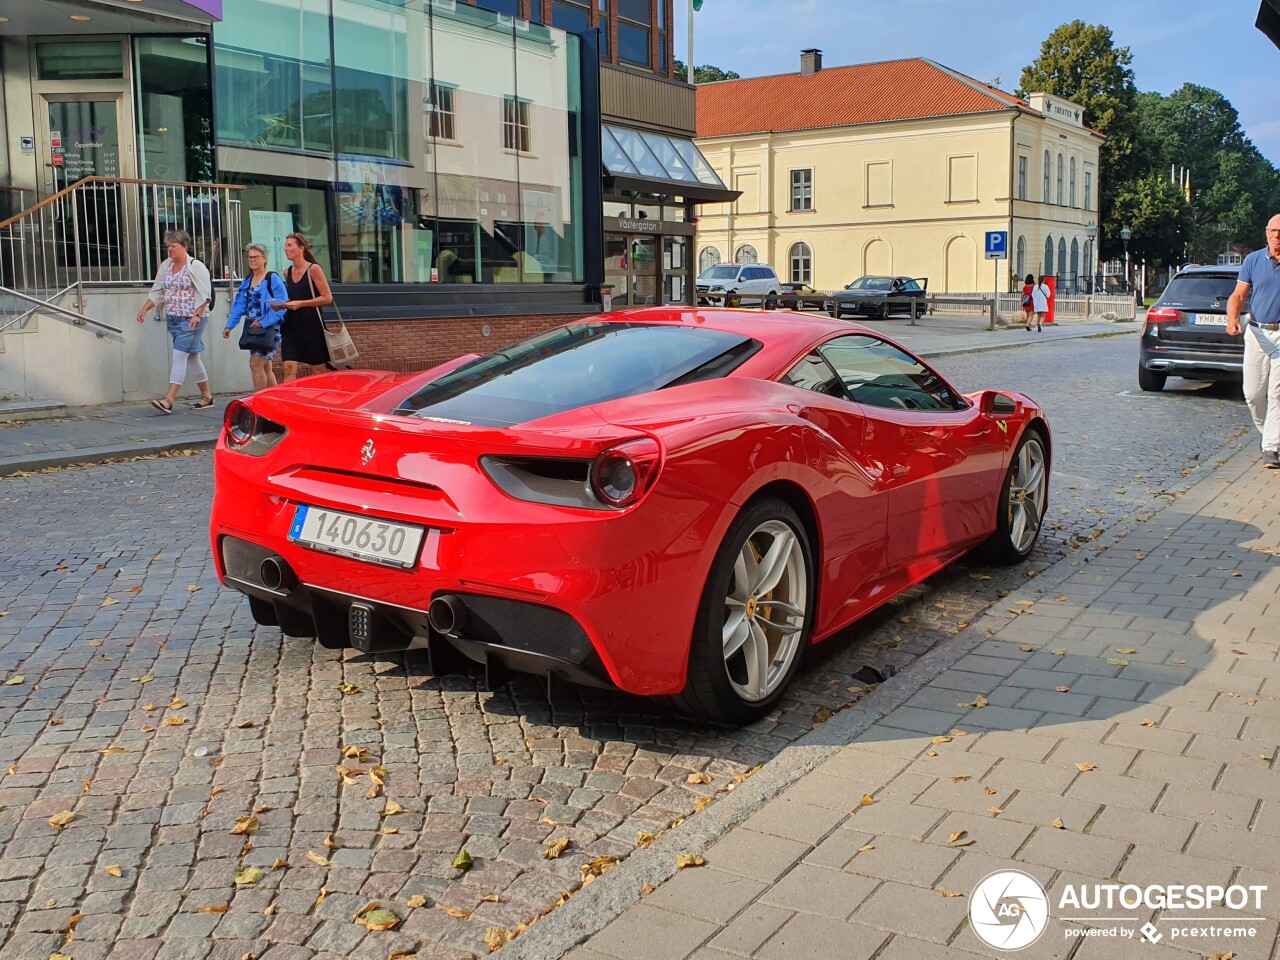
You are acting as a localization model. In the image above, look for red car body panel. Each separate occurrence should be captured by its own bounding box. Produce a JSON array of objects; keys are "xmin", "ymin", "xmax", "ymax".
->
[{"xmin": 210, "ymin": 307, "xmax": 1046, "ymax": 696}]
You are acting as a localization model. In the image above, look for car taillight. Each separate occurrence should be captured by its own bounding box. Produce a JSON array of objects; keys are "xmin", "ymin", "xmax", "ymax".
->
[
  {"xmin": 1146, "ymin": 307, "xmax": 1183, "ymax": 323},
  {"xmin": 223, "ymin": 400, "xmax": 286, "ymax": 455},
  {"xmin": 225, "ymin": 399, "xmax": 255, "ymax": 446},
  {"xmin": 590, "ymin": 438, "xmax": 662, "ymax": 508}
]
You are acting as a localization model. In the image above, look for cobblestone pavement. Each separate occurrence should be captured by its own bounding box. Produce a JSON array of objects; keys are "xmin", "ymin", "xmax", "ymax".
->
[{"xmin": 0, "ymin": 336, "xmax": 1254, "ymax": 959}]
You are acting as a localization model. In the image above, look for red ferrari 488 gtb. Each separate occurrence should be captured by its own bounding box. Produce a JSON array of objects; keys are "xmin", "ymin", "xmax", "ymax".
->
[{"xmin": 211, "ymin": 308, "xmax": 1049, "ymax": 722}]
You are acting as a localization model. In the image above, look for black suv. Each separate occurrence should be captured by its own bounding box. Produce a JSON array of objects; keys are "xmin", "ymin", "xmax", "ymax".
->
[{"xmin": 1139, "ymin": 265, "xmax": 1245, "ymax": 392}]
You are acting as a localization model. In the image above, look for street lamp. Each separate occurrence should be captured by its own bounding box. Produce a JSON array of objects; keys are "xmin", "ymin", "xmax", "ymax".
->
[
  {"xmin": 1121, "ymin": 225, "xmax": 1133, "ymax": 293},
  {"xmin": 1085, "ymin": 222, "xmax": 1097, "ymax": 293}
]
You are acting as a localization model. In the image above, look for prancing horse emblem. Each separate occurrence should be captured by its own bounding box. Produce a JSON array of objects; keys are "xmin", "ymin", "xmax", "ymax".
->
[{"xmin": 360, "ymin": 439, "xmax": 375, "ymax": 465}]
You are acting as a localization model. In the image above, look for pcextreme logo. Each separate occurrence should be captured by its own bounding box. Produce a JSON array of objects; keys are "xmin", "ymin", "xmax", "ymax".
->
[{"xmin": 968, "ymin": 871, "xmax": 1268, "ymax": 950}]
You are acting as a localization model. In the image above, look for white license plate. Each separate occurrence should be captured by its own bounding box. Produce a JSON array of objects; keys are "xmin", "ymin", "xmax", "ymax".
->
[
  {"xmin": 288, "ymin": 505, "xmax": 425, "ymax": 568},
  {"xmin": 1193, "ymin": 313, "xmax": 1229, "ymax": 326}
]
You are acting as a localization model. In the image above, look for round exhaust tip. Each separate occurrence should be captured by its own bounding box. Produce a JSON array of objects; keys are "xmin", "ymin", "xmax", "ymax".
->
[
  {"xmin": 428, "ymin": 595, "xmax": 467, "ymax": 636},
  {"xmin": 259, "ymin": 556, "xmax": 293, "ymax": 592}
]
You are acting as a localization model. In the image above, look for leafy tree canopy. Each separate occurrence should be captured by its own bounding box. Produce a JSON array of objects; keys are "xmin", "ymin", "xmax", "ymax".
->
[{"xmin": 674, "ymin": 61, "xmax": 740, "ymax": 84}]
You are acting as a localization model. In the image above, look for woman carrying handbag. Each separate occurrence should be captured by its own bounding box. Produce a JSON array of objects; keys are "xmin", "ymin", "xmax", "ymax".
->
[
  {"xmin": 222, "ymin": 243, "xmax": 287, "ymax": 391},
  {"xmin": 278, "ymin": 233, "xmax": 333, "ymax": 382}
]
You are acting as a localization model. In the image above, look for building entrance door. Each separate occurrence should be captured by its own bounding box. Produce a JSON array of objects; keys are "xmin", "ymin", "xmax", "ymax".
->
[
  {"xmin": 36, "ymin": 94, "xmax": 134, "ymax": 196},
  {"xmin": 604, "ymin": 234, "xmax": 660, "ymax": 308}
]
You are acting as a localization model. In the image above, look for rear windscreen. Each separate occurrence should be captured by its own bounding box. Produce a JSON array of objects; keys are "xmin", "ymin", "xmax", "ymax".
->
[
  {"xmin": 395, "ymin": 322, "xmax": 760, "ymax": 428},
  {"xmin": 1161, "ymin": 275, "xmax": 1243, "ymax": 308}
]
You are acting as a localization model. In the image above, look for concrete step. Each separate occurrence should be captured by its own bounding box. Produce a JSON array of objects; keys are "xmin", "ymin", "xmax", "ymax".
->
[{"xmin": 0, "ymin": 400, "xmax": 69, "ymax": 424}]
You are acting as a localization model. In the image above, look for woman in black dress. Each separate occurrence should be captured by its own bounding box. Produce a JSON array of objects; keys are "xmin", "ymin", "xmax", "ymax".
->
[{"xmin": 279, "ymin": 232, "xmax": 334, "ymax": 382}]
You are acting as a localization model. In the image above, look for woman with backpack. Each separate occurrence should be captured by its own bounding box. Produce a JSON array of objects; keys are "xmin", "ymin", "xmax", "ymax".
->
[{"xmin": 222, "ymin": 243, "xmax": 288, "ymax": 392}]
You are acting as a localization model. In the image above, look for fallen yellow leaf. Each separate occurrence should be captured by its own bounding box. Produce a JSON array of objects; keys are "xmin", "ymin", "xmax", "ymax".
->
[
  {"xmin": 229, "ymin": 816, "xmax": 259, "ymax": 837},
  {"xmin": 948, "ymin": 830, "xmax": 968, "ymax": 844},
  {"xmin": 1051, "ymin": 817, "xmax": 1066, "ymax": 829},
  {"xmin": 1115, "ymin": 648, "xmax": 1137, "ymax": 655},
  {"xmin": 355, "ymin": 905, "xmax": 400, "ymax": 932},
  {"xmin": 452, "ymin": 849, "xmax": 473, "ymax": 872},
  {"xmin": 383, "ymin": 799, "xmax": 404, "ymax": 817},
  {"xmin": 234, "ymin": 866, "xmax": 264, "ymax": 886},
  {"xmin": 987, "ymin": 806, "xmax": 1004, "ymax": 816},
  {"xmin": 338, "ymin": 683, "xmax": 360, "ymax": 696},
  {"xmin": 406, "ymin": 895, "xmax": 428, "ymax": 909},
  {"xmin": 484, "ymin": 926, "xmax": 514, "ymax": 951},
  {"xmin": 105, "ymin": 865, "xmax": 123, "ymax": 878},
  {"xmin": 939, "ymin": 889, "xmax": 965, "ymax": 897},
  {"xmin": 168, "ymin": 698, "xmax": 187, "ymax": 710},
  {"xmin": 162, "ymin": 715, "xmax": 187, "ymax": 726},
  {"xmin": 543, "ymin": 837, "xmax": 570, "ymax": 859},
  {"xmin": 306, "ymin": 851, "xmax": 332, "ymax": 867},
  {"xmin": 1075, "ymin": 762, "xmax": 1097, "ymax": 773},
  {"xmin": 675, "ymin": 853, "xmax": 705, "ymax": 870},
  {"xmin": 687, "ymin": 772, "xmax": 713, "ymax": 784},
  {"xmin": 443, "ymin": 907, "xmax": 473, "ymax": 919},
  {"xmin": 636, "ymin": 832, "xmax": 655, "ymax": 849},
  {"xmin": 857, "ymin": 843, "xmax": 875, "ymax": 852},
  {"xmin": 131, "ymin": 671, "xmax": 155, "ymax": 684},
  {"xmin": 3, "ymin": 676, "xmax": 23, "ymax": 686},
  {"xmin": 48, "ymin": 810, "xmax": 75, "ymax": 830},
  {"xmin": 859, "ymin": 793, "xmax": 876, "ymax": 807}
]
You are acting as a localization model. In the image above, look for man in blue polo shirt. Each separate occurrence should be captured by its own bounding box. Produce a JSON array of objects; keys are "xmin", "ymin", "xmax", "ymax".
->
[{"xmin": 1228, "ymin": 214, "xmax": 1280, "ymax": 469}]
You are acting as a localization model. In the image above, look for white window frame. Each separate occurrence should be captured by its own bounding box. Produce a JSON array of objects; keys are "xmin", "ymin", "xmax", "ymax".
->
[
  {"xmin": 427, "ymin": 82, "xmax": 456, "ymax": 141},
  {"xmin": 789, "ymin": 241, "xmax": 812, "ymax": 284},
  {"xmin": 1017, "ymin": 155, "xmax": 1027, "ymax": 200},
  {"xmin": 1043, "ymin": 150, "xmax": 1051, "ymax": 202},
  {"xmin": 789, "ymin": 168, "xmax": 813, "ymax": 212},
  {"xmin": 1056, "ymin": 153, "xmax": 1064, "ymax": 205},
  {"xmin": 502, "ymin": 95, "xmax": 531, "ymax": 153}
]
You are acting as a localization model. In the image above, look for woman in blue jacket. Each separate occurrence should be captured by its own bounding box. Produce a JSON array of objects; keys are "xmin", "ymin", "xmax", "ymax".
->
[{"xmin": 223, "ymin": 243, "xmax": 288, "ymax": 391}]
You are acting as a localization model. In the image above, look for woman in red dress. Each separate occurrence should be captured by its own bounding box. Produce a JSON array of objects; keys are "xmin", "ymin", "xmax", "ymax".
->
[{"xmin": 1021, "ymin": 273, "xmax": 1036, "ymax": 331}]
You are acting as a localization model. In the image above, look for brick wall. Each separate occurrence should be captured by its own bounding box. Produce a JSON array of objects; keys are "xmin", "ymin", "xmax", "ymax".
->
[{"xmin": 274, "ymin": 314, "xmax": 588, "ymax": 377}]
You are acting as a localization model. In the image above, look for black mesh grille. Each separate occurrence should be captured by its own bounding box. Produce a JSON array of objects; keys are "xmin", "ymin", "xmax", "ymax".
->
[
  {"xmin": 220, "ymin": 536, "xmax": 276, "ymax": 587},
  {"xmin": 454, "ymin": 593, "xmax": 596, "ymax": 666}
]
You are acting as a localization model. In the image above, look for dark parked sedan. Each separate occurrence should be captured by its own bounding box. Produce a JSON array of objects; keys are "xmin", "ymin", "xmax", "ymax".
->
[
  {"xmin": 826, "ymin": 276, "xmax": 928, "ymax": 319},
  {"xmin": 778, "ymin": 283, "xmax": 827, "ymax": 311},
  {"xmin": 1139, "ymin": 265, "xmax": 1244, "ymax": 392}
]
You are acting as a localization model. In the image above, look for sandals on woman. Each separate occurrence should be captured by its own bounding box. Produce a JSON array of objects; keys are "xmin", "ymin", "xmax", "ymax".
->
[
  {"xmin": 190, "ymin": 396, "xmax": 215, "ymax": 409},
  {"xmin": 150, "ymin": 398, "xmax": 173, "ymax": 414}
]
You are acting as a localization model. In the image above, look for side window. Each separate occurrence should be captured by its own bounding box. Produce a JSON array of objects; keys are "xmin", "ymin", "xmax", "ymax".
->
[
  {"xmin": 818, "ymin": 336, "xmax": 965, "ymax": 411},
  {"xmin": 902, "ymin": 279, "xmax": 923, "ymax": 293},
  {"xmin": 782, "ymin": 352, "xmax": 846, "ymax": 399}
]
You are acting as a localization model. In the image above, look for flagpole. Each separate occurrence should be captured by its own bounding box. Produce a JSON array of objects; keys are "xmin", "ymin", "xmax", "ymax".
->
[{"xmin": 688, "ymin": 0, "xmax": 695, "ymax": 85}]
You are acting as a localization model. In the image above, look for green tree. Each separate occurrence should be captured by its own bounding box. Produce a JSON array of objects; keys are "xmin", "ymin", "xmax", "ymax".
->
[
  {"xmin": 1108, "ymin": 174, "xmax": 1192, "ymax": 264},
  {"xmin": 1136, "ymin": 84, "xmax": 1280, "ymax": 259},
  {"xmin": 674, "ymin": 61, "xmax": 740, "ymax": 84},
  {"xmin": 1018, "ymin": 21, "xmax": 1139, "ymax": 258}
]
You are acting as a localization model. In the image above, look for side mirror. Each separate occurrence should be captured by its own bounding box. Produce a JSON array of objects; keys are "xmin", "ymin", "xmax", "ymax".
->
[{"xmin": 979, "ymin": 390, "xmax": 1020, "ymax": 416}]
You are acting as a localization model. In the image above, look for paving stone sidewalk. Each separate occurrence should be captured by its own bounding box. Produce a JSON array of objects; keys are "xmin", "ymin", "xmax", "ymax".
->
[{"xmin": 551, "ymin": 443, "xmax": 1280, "ymax": 960}]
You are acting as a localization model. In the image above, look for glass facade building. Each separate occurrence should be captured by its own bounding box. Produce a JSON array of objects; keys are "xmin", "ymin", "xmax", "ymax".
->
[
  {"xmin": 1, "ymin": 0, "xmax": 729, "ymax": 315},
  {"xmin": 213, "ymin": 0, "xmax": 587, "ymax": 289}
]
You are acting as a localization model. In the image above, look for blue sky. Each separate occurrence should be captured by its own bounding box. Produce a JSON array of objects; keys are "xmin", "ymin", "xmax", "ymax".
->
[{"xmin": 678, "ymin": 0, "xmax": 1280, "ymax": 165}]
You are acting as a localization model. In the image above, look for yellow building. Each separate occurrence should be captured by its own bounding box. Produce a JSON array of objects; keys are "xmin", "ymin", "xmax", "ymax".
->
[{"xmin": 694, "ymin": 53, "xmax": 1104, "ymax": 293}]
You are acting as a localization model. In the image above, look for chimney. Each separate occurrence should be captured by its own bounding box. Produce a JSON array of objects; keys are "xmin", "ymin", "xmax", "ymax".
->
[{"xmin": 800, "ymin": 49, "xmax": 823, "ymax": 76}]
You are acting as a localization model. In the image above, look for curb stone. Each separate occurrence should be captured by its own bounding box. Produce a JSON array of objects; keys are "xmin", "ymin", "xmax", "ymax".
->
[
  {"xmin": 499, "ymin": 429, "xmax": 1257, "ymax": 959},
  {"xmin": 0, "ymin": 435, "xmax": 216, "ymax": 477}
]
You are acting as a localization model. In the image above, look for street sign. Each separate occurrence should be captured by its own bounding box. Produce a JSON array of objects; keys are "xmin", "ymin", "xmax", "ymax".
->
[{"xmin": 985, "ymin": 230, "xmax": 1008, "ymax": 260}]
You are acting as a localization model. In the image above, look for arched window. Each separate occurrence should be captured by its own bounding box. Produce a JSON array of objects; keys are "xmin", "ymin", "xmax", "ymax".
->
[
  {"xmin": 1044, "ymin": 236, "xmax": 1054, "ymax": 276},
  {"xmin": 1070, "ymin": 238, "xmax": 1080, "ymax": 289},
  {"xmin": 1069, "ymin": 157, "xmax": 1077, "ymax": 208},
  {"xmin": 698, "ymin": 246, "xmax": 721, "ymax": 274},
  {"xmin": 1056, "ymin": 154, "xmax": 1064, "ymax": 205},
  {"xmin": 1043, "ymin": 150, "xmax": 1051, "ymax": 202},
  {"xmin": 1058, "ymin": 238, "xmax": 1067, "ymax": 279},
  {"xmin": 1016, "ymin": 235, "xmax": 1026, "ymax": 282},
  {"xmin": 788, "ymin": 242, "xmax": 812, "ymax": 284},
  {"xmin": 735, "ymin": 244, "xmax": 758, "ymax": 265}
]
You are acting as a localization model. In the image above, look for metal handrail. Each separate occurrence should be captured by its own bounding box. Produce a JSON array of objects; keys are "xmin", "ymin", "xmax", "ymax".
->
[
  {"xmin": 0, "ymin": 176, "xmax": 244, "ymax": 231},
  {"xmin": 0, "ymin": 176, "xmax": 245, "ymax": 335},
  {"xmin": 0, "ymin": 284, "xmax": 123, "ymax": 336}
]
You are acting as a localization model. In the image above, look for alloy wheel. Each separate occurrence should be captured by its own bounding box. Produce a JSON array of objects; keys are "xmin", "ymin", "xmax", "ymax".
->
[
  {"xmin": 721, "ymin": 520, "xmax": 808, "ymax": 702},
  {"xmin": 1007, "ymin": 436, "xmax": 1048, "ymax": 554}
]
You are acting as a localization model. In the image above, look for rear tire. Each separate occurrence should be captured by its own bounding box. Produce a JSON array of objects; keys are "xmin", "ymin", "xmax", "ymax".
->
[
  {"xmin": 1137, "ymin": 366, "xmax": 1167, "ymax": 392},
  {"xmin": 673, "ymin": 498, "xmax": 815, "ymax": 724},
  {"xmin": 982, "ymin": 429, "xmax": 1049, "ymax": 565}
]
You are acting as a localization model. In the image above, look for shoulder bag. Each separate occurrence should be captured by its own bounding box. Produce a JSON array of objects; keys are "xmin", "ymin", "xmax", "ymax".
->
[
  {"xmin": 238, "ymin": 273, "xmax": 280, "ymax": 352},
  {"xmin": 307, "ymin": 266, "xmax": 360, "ymax": 369}
]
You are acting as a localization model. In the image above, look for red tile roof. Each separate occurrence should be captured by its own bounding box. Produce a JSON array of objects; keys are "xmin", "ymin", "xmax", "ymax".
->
[{"xmin": 696, "ymin": 58, "xmax": 1041, "ymax": 138}]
